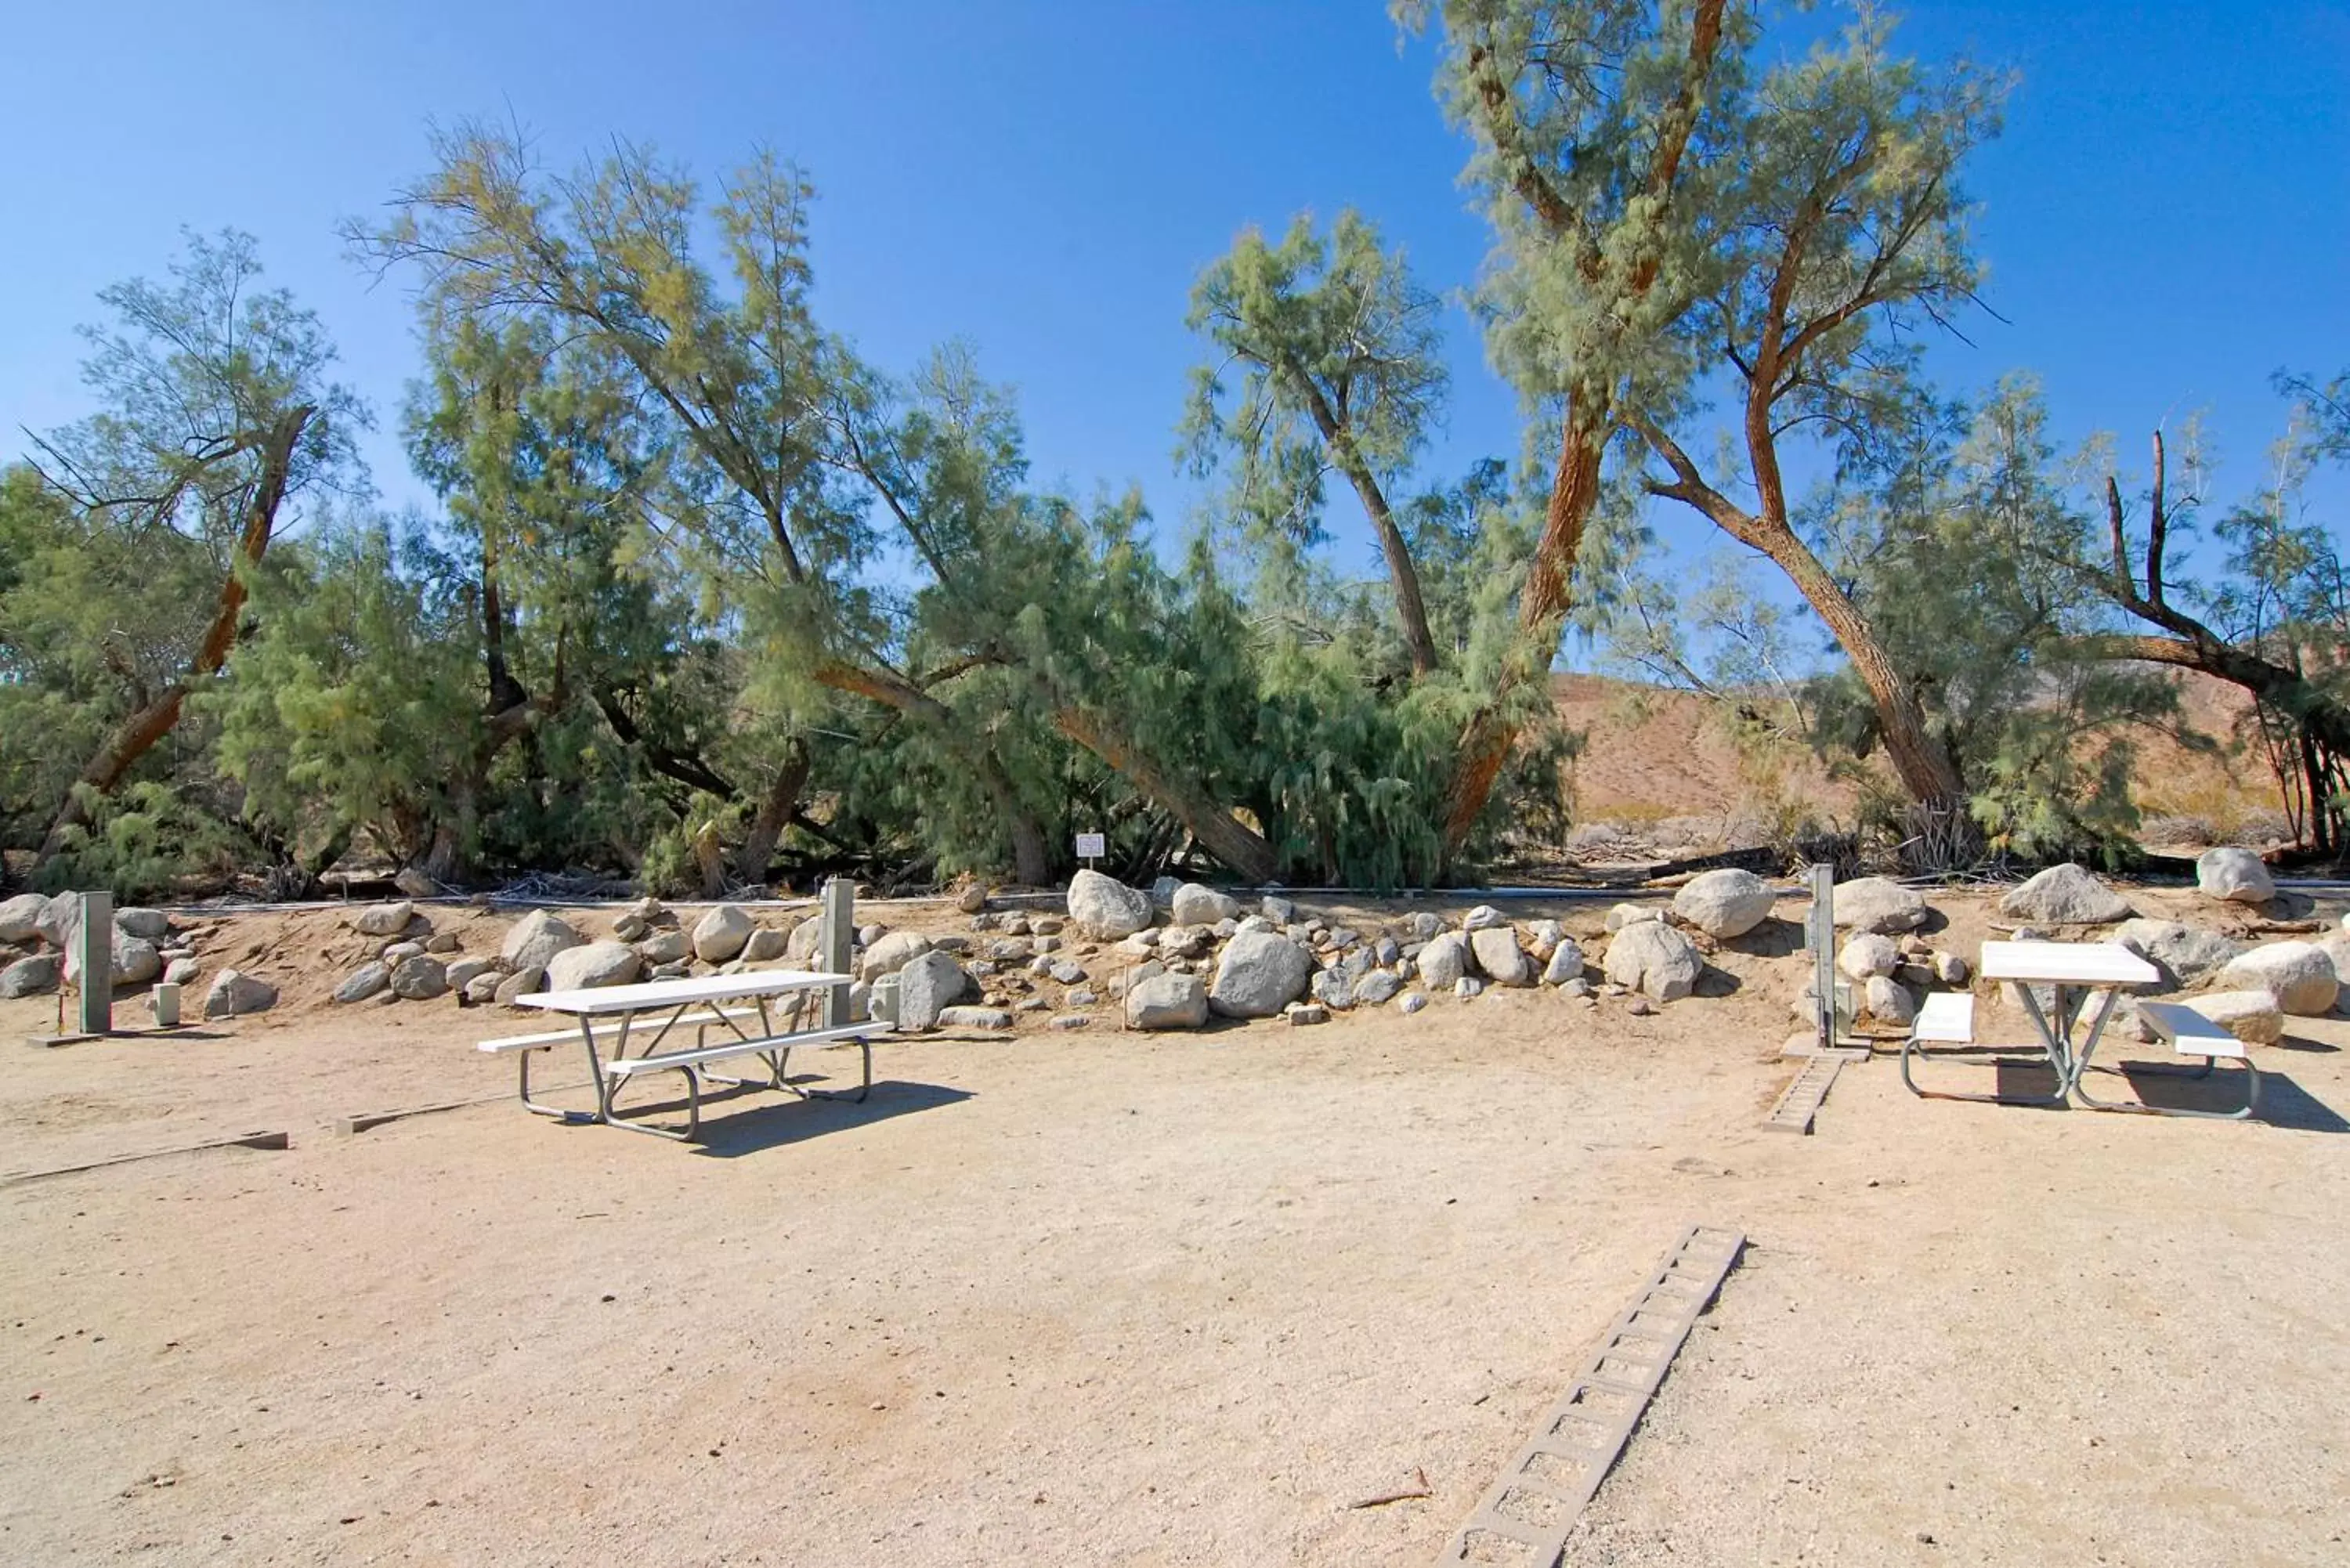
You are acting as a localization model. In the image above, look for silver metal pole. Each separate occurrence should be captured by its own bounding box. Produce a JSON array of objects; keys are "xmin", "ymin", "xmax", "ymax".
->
[
  {"xmin": 821, "ymin": 877, "xmax": 855, "ymax": 1028},
  {"xmin": 74, "ymin": 891, "xmax": 113, "ymax": 1036},
  {"xmin": 1809, "ymin": 864, "xmax": 1835, "ymax": 1053}
]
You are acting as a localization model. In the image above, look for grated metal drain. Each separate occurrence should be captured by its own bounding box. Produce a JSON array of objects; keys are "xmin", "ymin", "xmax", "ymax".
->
[
  {"xmin": 1435, "ymin": 1224, "xmax": 1745, "ymax": 1567},
  {"xmin": 1762, "ymin": 1053, "xmax": 1846, "ymax": 1134}
]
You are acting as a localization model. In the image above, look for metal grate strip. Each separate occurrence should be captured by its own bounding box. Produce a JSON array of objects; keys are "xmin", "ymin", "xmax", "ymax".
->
[
  {"xmin": 1435, "ymin": 1224, "xmax": 1745, "ymax": 1567},
  {"xmin": 1762, "ymin": 1053, "xmax": 1843, "ymax": 1135}
]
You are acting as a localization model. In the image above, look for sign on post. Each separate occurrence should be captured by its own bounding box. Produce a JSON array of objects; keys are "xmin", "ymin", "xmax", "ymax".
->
[{"xmin": 1074, "ymin": 833, "xmax": 1106, "ymax": 866}]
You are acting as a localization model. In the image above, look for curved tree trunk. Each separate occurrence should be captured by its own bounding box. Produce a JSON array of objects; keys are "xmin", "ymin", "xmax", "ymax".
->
[
  {"xmin": 734, "ymin": 735, "xmax": 812, "ymax": 884},
  {"xmin": 37, "ymin": 404, "xmax": 313, "ymax": 865},
  {"xmin": 1048, "ymin": 704, "xmax": 1279, "ymax": 883}
]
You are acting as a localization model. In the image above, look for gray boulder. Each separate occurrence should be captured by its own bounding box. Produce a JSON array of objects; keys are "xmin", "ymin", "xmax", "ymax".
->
[
  {"xmin": 547, "ymin": 941, "xmax": 642, "ymax": 992},
  {"xmin": 34, "ymin": 892, "xmax": 83, "ymax": 948},
  {"xmin": 1125, "ymin": 971, "xmax": 1208, "ymax": 1028},
  {"xmin": 1310, "ymin": 966, "xmax": 1355, "ymax": 1010},
  {"xmin": 0, "ymin": 954, "xmax": 59, "ymax": 999},
  {"xmin": 502, "ymin": 910, "xmax": 585, "ymax": 971},
  {"xmin": 2113, "ymin": 919, "xmax": 2244, "ymax": 991},
  {"xmin": 464, "ymin": 972, "xmax": 503, "ymax": 1003},
  {"xmin": 2179, "ymin": 989, "xmax": 2285, "ymax": 1046},
  {"xmin": 1999, "ymin": 864, "xmax": 2132, "ymax": 925},
  {"xmin": 163, "ymin": 957, "xmax": 200, "ymax": 986},
  {"xmin": 0, "ymin": 893, "xmax": 48, "ymax": 945},
  {"xmin": 1417, "ymin": 931, "xmax": 1472, "ymax": 990},
  {"xmin": 938, "ymin": 1006, "xmax": 1014, "ymax": 1031},
  {"xmin": 786, "ymin": 917, "xmax": 825, "ymax": 961},
  {"xmin": 1838, "ymin": 933, "xmax": 1900, "ymax": 981},
  {"xmin": 203, "ymin": 970, "xmax": 278, "ymax": 1018},
  {"xmin": 494, "ymin": 966, "xmax": 546, "ymax": 1005},
  {"xmin": 1170, "ymin": 883, "xmax": 1242, "ymax": 927},
  {"xmin": 860, "ymin": 929, "xmax": 935, "ymax": 981},
  {"xmin": 1603, "ymin": 921, "xmax": 1705, "ymax": 1003},
  {"xmin": 334, "ymin": 962, "xmax": 390, "ymax": 1004},
  {"xmin": 1397, "ymin": 991, "xmax": 1430, "ymax": 1015},
  {"xmin": 1541, "ymin": 938, "xmax": 1586, "ymax": 986},
  {"xmin": 636, "ymin": 930, "xmax": 692, "ymax": 965},
  {"xmin": 67, "ymin": 929, "xmax": 159, "ymax": 988},
  {"xmin": 1355, "ymin": 969, "xmax": 1402, "ymax": 1006},
  {"xmin": 389, "ymin": 956, "xmax": 450, "ymax": 1001},
  {"xmin": 445, "ymin": 957, "xmax": 496, "ymax": 992},
  {"xmin": 2196, "ymin": 846, "xmax": 2275, "ymax": 905},
  {"xmin": 897, "ymin": 950, "xmax": 972, "ymax": 1031},
  {"xmin": 1405, "ymin": 911, "xmax": 1444, "ymax": 942},
  {"xmin": 115, "ymin": 907, "xmax": 171, "ymax": 941},
  {"xmin": 1671, "ymin": 869, "xmax": 1777, "ymax": 938},
  {"xmin": 1261, "ymin": 894, "xmax": 1297, "ymax": 925},
  {"xmin": 742, "ymin": 927, "xmax": 790, "ymax": 962},
  {"xmin": 610, "ymin": 912, "xmax": 649, "ymax": 943},
  {"xmin": 692, "ymin": 905, "xmax": 753, "ymax": 963},
  {"xmin": 1068, "ymin": 869, "xmax": 1155, "ymax": 940},
  {"xmin": 1469, "ymin": 927, "xmax": 1533, "ymax": 986},
  {"xmin": 352, "ymin": 900, "xmax": 415, "ymax": 938},
  {"xmin": 1605, "ymin": 902, "xmax": 1661, "ymax": 932},
  {"xmin": 1209, "ymin": 931, "xmax": 1314, "ymax": 1017},
  {"xmin": 1831, "ymin": 877, "xmax": 1929, "ymax": 934},
  {"xmin": 2216, "ymin": 941, "xmax": 2337, "ymax": 1016},
  {"xmin": 1462, "ymin": 905, "xmax": 1506, "ymax": 932},
  {"xmin": 1864, "ymin": 974, "xmax": 1916, "ymax": 1028}
]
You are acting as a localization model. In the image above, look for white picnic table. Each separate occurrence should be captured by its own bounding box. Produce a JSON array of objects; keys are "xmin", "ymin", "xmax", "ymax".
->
[
  {"xmin": 479, "ymin": 969, "xmax": 872, "ymax": 1140},
  {"xmin": 1905, "ymin": 940, "xmax": 2257, "ymax": 1118}
]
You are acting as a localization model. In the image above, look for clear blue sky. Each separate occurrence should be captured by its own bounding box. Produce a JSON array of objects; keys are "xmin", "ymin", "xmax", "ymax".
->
[{"xmin": 4, "ymin": 1, "xmax": 2346, "ymax": 636}]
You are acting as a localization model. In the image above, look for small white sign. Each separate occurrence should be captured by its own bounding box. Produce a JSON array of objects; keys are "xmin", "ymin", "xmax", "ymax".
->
[{"xmin": 1074, "ymin": 832, "xmax": 1107, "ymax": 860}]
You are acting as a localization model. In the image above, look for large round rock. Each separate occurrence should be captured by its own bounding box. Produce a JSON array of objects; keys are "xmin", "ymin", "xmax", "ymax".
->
[
  {"xmin": 2195, "ymin": 846, "xmax": 2274, "ymax": 905},
  {"xmin": 1468, "ymin": 927, "xmax": 1532, "ymax": 986},
  {"xmin": 1170, "ymin": 883, "xmax": 1242, "ymax": 927},
  {"xmin": 547, "ymin": 941, "xmax": 643, "ymax": 992},
  {"xmin": 1209, "ymin": 930, "xmax": 1313, "ymax": 1017},
  {"xmin": 1067, "ymin": 869, "xmax": 1154, "ymax": 940},
  {"xmin": 1603, "ymin": 921, "xmax": 1705, "ymax": 1002},
  {"xmin": 1416, "ymin": 931, "xmax": 1471, "ymax": 990},
  {"xmin": 1998, "ymin": 864, "xmax": 2131, "ymax": 925},
  {"xmin": 859, "ymin": 930, "xmax": 934, "ymax": 981},
  {"xmin": 1126, "ymin": 971, "xmax": 1209, "ymax": 1030},
  {"xmin": 503, "ymin": 910, "xmax": 585, "ymax": 971},
  {"xmin": 1672, "ymin": 869, "xmax": 1777, "ymax": 938},
  {"xmin": 1830, "ymin": 877, "xmax": 1929, "ymax": 934},
  {"xmin": 896, "ymin": 950, "xmax": 971, "ymax": 1031},
  {"xmin": 692, "ymin": 905, "xmax": 753, "ymax": 963},
  {"xmin": 2217, "ymin": 941, "xmax": 2337, "ymax": 1016},
  {"xmin": 0, "ymin": 893, "xmax": 48, "ymax": 945},
  {"xmin": 2113, "ymin": 919, "xmax": 2243, "ymax": 991}
]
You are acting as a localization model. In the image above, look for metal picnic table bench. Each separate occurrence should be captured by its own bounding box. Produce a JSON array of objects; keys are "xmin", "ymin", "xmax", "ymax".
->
[{"xmin": 477, "ymin": 969, "xmax": 873, "ymax": 1140}]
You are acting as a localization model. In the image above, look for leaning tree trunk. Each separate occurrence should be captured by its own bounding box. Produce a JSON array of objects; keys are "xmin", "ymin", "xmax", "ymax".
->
[
  {"xmin": 733, "ymin": 735, "xmax": 812, "ymax": 884},
  {"xmin": 1049, "ymin": 703, "xmax": 1279, "ymax": 884},
  {"xmin": 37, "ymin": 404, "xmax": 313, "ymax": 865}
]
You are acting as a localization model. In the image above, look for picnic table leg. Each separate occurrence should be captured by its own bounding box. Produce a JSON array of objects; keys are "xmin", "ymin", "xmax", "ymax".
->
[
  {"xmin": 2001, "ymin": 985, "xmax": 2079, "ymax": 1107},
  {"xmin": 515, "ymin": 1045, "xmax": 597, "ymax": 1124},
  {"xmin": 2070, "ymin": 1000, "xmax": 2262, "ymax": 1120}
]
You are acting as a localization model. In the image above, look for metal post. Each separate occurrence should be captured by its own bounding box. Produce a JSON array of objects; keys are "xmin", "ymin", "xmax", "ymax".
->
[
  {"xmin": 1809, "ymin": 864, "xmax": 1835, "ymax": 1053},
  {"xmin": 821, "ymin": 876, "xmax": 855, "ymax": 1029},
  {"xmin": 75, "ymin": 891, "xmax": 113, "ymax": 1036}
]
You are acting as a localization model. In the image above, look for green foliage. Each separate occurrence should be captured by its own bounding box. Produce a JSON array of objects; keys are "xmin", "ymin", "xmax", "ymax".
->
[{"xmin": 35, "ymin": 782, "xmax": 253, "ymax": 900}]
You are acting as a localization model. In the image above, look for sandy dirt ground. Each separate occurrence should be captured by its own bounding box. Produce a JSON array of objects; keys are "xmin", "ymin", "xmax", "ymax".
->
[{"xmin": 2, "ymin": 891, "xmax": 2345, "ymax": 1566}]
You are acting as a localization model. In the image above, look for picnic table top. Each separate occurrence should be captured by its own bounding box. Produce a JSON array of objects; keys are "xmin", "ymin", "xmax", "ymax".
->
[
  {"xmin": 512, "ymin": 968, "xmax": 855, "ymax": 1017},
  {"xmin": 1977, "ymin": 940, "xmax": 2157, "ymax": 987}
]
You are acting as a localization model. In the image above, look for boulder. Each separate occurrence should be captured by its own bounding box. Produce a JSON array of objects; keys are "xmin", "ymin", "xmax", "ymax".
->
[
  {"xmin": 1470, "ymin": 927, "xmax": 1533, "ymax": 986},
  {"xmin": 547, "ymin": 941, "xmax": 642, "ymax": 992},
  {"xmin": 692, "ymin": 905, "xmax": 753, "ymax": 963},
  {"xmin": 381, "ymin": 941, "xmax": 425, "ymax": 964},
  {"xmin": 1831, "ymin": 877, "xmax": 1930, "ymax": 934},
  {"xmin": 115, "ymin": 907, "xmax": 171, "ymax": 941},
  {"xmin": 1603, "ymin": 921, "xmax": 1705, "ymax": 1003},
  {"xmin": 2216, "ymin": 942, "xmax": 2337, "ymax": 1016},
  {"xmin": 1462, "ymin": 905, "xmax": 1506, "ymax": 932},
  {"xmin": 1524, "ymin": 920, "xmax": 1563, "ymax": 960},
  {"xmin": 1455, "ymin": 976, "xmax": 1484, "ymax": 999},
  {"xmin": 1864, "ymin": 974, "xmax": 1916, "ymax": 1027},
  {"xmin": 1355, "ymin": 969, "xmax": 1402, "ymax": 1006},
  {"xmin": 1933, "ymin": 952, "xmax": 1972, "ymax": 986},
  {"xmin": 898, "ymin": 951, "xmax": 972, "ymax": 1031},
  {"xmin": 1416, "ymin": 931, "xmax": 1472, "ymax": 990},
  {"xmin": 786, "ymin": 918, "xmax": 825, "ymax": 961},
  {"xmin": 1838, "ymin": 933, "xmax": 1900, "ymax": 981},
  {"xmin": 67, "ymin": 930, "xmax": 160, "ymax": 988},
  {"xmin": 610, "ymin": 913, "xmax": 649, "ymax": 943},
  {"xmin": 1671, "ymin": 869, "xmax": 1777, "ymax": 938},
  {"xmin": 636, "ymin": 930, "xmax": 692, "ymax": 965},
  {"xmin": 0, "ymin": 894, "xmax": 48, "ymax": 945},
  {"xmin": 1068, "ymin": 869, "xmax": 1155, "ymax": 940},
  {"xmin": 0, "ymin": 954, "xmax": 59, "ymax": 999},
  {"xmin": 424, "ymin": 932, "xmax": 460, "ymax": 955},
  {"xmin": 2113, "ymin": 919, "xmax": 2244, "ymax": 992},
  {"xmin": 389, "ymin": 956, "xmax": 449, "ymax": 1001},
  {"xmin": 1170, "ymin": 883, "xmax": 1242, "ymax": 927},
  {"xmin": 1310, "ymin": 967, "xmax": 1355, "ymax": 1010},
  {"xmin": 351, "ymin": 900, "xmax": 415, "ymax": 938},
  {"xmin": 1998, "ymin": 864, "xmax": 2132, "ymax": 925},
  {"xmin": 956, "ymin": 883, "xmax": 989, "ymax": 915},
  {"xmin": 2179, "ymin": 989, "xmax": 2286, "ymax": 1046},
  {"xmin": 1209, "ymin": 931, "xmax": 1314, "ymax": 1018},
  {"xmin": 743, "ymin": 927, "xmax": 790, "ymax": 962},
  {"xmin": 494, "ymin": 966, "xmax": 546, "ymax": 1005},
  {"xmin": 1285, "ymin": 1003, "xmax": 1329, "ymax": 1026},
  {"xmin": 464, "ymin": 972, "xmax": 503, "ymax": 1003},
  {"xmin": 2195, "ymin": 846, "xmax": 2275, "ymax": 905},
  {"xmin": 445, "ymin": 958, "xmax": 496, "ymax": 992},
  {"xmin": 203, "ymin": 970, "xmax": 278, "ymax": 1018},
  {"xmin": 163, "ymin": 957, "xmax": 199, "ymax": 987},
  {"xmin": 1397, "ymin": 991, "xmax": 1430, "ymax": 1015},
  {"xmin": 502, "ymin": 910, "xmax": 585, "ymax": 970},
  {"xmin": 1047, "ymin": 959, "xmax": 1086, "ymax": 985},
  {"xmin": 1605, "ymin": 903, "xmax": 1661, "ymax": 932},
  {"xmin": 938, "ymin": 1006, "xmax": 1014, "ymax": 1031},
  {"xmin": 1405, "ymin": 912, "xmax": 1444, "ymax": 942},
  {"xmin": 334, "ymin": 963, "xmax": 390, "ymax": 1004},
  {"xmin": 1261, "ymin": 895, "xmax": 1297, "ymax": 926},
  {"xmin": 34, "ymin": 893, "xmax": 82, "ymax": 948},
  {"xmin": 860, "ymin": 930, "xmax": 935, "ymax": 981},
  {"xmin": 1541, "ymin": 938, "xmax": 1587, "ymax": 986}
]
